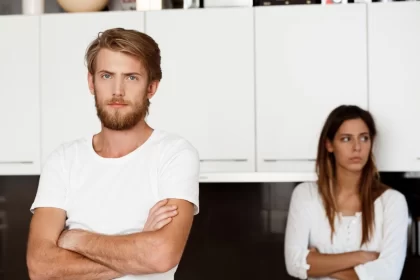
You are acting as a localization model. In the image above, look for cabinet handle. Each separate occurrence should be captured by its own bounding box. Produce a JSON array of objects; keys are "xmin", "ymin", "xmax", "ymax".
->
[
  {"xmin": 200, "ymin": 159, "xmax": 248, "ymax": 162},
  {"xmin": 0, "ymin": 161, "xmax": 33, "ymax": 164},
  {"xmin": 263, "ymin": 159, "xmax": 316, "ymax": 162}
]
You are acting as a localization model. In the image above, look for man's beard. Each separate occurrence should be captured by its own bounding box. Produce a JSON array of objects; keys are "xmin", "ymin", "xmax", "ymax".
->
[{"xmin": 94, "ymin": 93, "xmax": 149, "ymax": 131}]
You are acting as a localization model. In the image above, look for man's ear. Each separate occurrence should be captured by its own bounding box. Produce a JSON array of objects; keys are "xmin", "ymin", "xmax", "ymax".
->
[
  {"xmin": 88, "ymin": 72, "xmax": 95, "ymax": 95},
  {"xmin": 147, "ymin": 80, "xmax": 160, "ymax": 99}
]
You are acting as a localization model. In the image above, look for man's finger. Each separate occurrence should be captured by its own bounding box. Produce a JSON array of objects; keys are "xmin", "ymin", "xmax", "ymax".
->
[
  {"xmin": 148, "ymin": 209, "xmax": 177, "ymax": 229},
  {"xmin": 149, "ymin": 199, "xmax": 168, "ymax": 215},
  {"xmin": 153, "ymin": 205, "xmax": 178, "ymax": 217},
  {"xmin": 155, "ymin": 210, "xmax": 178, "ymax": 222},
  {"xmin": 155, "ymin": 218, "xmax": 172, "ymax": 230}
]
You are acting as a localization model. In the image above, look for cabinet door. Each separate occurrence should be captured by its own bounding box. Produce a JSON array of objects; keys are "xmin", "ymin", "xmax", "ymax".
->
[
  {"xmin": 0, "ymin": 16, "xmax": 40, "ymax": 175},
  {"xmin": 145, "ymin": 8, "xmax": 255, "ymax": 173},
  {"xmin": 368, "ymin": 2, "xmax": 420, "ymax": 171},
  {"xmin": 255, "ymin": 5, "xmax": 368, "ymax": 172},
  {"xmin": 41, "ymin": 12, "xmax": 145, "ymax": 162}
]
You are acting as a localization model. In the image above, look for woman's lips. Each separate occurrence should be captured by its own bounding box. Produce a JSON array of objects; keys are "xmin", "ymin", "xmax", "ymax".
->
[{"xmin": 349, "ymin": 157, "xmax": 362, "ymax": 162}]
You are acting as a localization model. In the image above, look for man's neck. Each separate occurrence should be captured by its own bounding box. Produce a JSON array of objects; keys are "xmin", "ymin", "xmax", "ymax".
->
[{"xmin": 93, "ymin": 121, "xmax": 154, "ymax": 158}]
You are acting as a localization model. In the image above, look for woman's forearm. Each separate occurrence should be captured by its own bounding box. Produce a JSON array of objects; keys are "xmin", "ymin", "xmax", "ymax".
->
[
  {"xmin": 330, "ymin": 268, "xmax": 359, "ymax": 280},
  {"xmin": 307, "ymin": 251, "xmax": 361, "ymax": 277}
]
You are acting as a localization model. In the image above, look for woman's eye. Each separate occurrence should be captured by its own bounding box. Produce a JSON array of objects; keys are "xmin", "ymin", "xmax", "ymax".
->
[{"xmin": 361, "ymin": 135, "xmax": 370, "ymax": 142}]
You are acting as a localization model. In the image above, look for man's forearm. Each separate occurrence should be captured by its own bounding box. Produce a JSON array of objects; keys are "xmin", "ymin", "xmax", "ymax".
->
[
  {"xmin": 330, "ymin": 268, "xmax": 359, "ymax": 280},
  {"xmin": 63, "ymin": 230, "xmax": 169, "ymax": 275},
  {"xmin": 307, "ymin": 251, "xmax": 361, "ymax": 277},
  {"xmin": 28, "ymin": 242, "xmax": 123, "ymax": 280}
]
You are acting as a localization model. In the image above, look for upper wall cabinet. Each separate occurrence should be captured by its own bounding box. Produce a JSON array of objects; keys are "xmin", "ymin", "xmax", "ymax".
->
[
  {"xmin": 41, "ymin": 12, "xmax": 145, "ymax": 163},
  {"xmin": 145, "ymin": 8, "xmax": 255, "ymax": 173},
  {"xmin": 368, "ymin": 2, "xmax": 420, "ymax": 172},
  {"xmin": 0, "ymin": 16, "xmax": 40, "ymax": 175},
  {"xmin": 255, "ymin": 5, "xmax": 368, "ymax": 172}
]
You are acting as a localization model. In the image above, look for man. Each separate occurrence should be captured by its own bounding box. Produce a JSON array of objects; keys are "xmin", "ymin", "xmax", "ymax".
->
[{"xmin": 26, "ymin": 28, "xmax": 200, "ymax": 280}]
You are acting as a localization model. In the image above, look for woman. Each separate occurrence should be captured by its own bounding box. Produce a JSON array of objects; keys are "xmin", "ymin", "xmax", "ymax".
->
[{"xmin": 284, "ymin": 105, "xmax": 409, "ymax": 280}]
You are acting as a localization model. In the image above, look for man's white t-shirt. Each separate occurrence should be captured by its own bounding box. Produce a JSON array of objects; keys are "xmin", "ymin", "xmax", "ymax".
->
[{"xmin": 30, "ymin": 129, "xmax": 200, "ymax": 280}]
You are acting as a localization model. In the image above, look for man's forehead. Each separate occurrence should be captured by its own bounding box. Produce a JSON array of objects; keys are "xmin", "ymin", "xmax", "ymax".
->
[{"xmin": 95, "ymin": 49, "xmax": 147, "ymax": 74}]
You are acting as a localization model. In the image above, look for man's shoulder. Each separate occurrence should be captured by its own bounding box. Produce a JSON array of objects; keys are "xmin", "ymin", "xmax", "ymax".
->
[
  {"xmin": 45, "ymin": 136, "xmax": 91, "ymax": 162},
  {"xmin": 152, "ymin": 130, "xmax": 199, "ymax": 165},
  {"xmin": 153, "ymin": 130, "xmax": 198, "ymax": 154}
]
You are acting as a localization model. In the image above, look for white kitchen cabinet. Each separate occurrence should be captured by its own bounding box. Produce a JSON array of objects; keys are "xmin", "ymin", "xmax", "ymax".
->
[
  {"xmin": 368, "ymin": 2, "xmax": 420, "ymax": 172},
  {"xmin": 0, "ymin": 16, "xmax": 40, "ymax": 175},
  {"xmin": 145, "ymin": 8, "xmax": 255, "ymax": 173},
  {"xmin": 255, "ymin": 5, "xmax": 368, "ymax": 172},
  {"xmin": 41, "ymin": 12, "xmax": 145, "ymax": 163}
]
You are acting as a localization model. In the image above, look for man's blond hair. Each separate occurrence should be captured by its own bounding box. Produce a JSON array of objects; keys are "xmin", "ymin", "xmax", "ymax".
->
[{"xmin": 85, "ymin": 27, "xmax": 162, "ymax": 83}]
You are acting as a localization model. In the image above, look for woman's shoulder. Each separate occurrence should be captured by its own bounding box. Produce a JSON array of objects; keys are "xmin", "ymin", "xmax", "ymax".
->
[
  {"xmin": 379, "ymin": 187, "xmax": 408, "ymax": 207},
  {"xmin": 292, "ymin": 181, "xmax": 321, "ymax": 202},
  {"xmin": 375, "ymin": 187, "xmax": 409, "ymax": 218}
]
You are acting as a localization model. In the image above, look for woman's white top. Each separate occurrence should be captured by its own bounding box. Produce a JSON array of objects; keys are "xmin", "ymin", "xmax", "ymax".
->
[{"xmin": 284, "ymin": 181, "xmax": 409, "ymax": 280}]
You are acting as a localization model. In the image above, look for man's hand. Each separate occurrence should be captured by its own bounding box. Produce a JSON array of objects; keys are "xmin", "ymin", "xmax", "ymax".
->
[
  {"xmin": 27, "ymin": 208, "xmax": 123, "ymax": 280},
  {"xmin": 58, "ymin": 199, "xmax": 178, "ymax": 250},
  {"xmin": 54, "ymin": 199, "xmax": 194, "ymax": 275},
  {"xmin": 143, "ymin": 199, "xmax": 178, "ymax": 232}
]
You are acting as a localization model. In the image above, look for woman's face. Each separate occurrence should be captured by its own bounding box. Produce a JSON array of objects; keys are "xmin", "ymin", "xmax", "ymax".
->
[{"xmin": 326, "ymin": 118, "xmax": 372, "ymax": 173}]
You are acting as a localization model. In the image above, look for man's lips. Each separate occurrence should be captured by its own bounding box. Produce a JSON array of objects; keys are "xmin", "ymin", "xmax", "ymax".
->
[{"xmin": 109, "ymin": 102, "xmax": 127, "ymax": 107}]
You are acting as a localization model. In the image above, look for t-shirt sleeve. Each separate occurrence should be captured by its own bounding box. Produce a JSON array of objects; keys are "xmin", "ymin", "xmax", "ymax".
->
[
  {"xmin": 157, "ymin": 139, "xmax": 200, "ymax": 215},
  {"xmin": 30, "ymin": 145, "xmax": 69, "ymax": 213}
]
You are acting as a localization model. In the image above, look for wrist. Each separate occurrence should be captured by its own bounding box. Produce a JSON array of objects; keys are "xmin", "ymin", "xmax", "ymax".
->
[
  {"xmin": 60, "ymin": 229, "xmax": 88, "ymax": 252},
  {"xmin": 351, "ymin": 251, "xmax": 364, "ymax": 266},
  {"xmin": 71, "ymin": 230, "xmax": 87, "ymax": 251}
]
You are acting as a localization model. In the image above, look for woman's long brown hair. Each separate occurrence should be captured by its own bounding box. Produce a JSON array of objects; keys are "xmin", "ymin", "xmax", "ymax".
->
[{"xmin": 315, "ymin": 105, "xmax": 388, "ymax": 246}]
